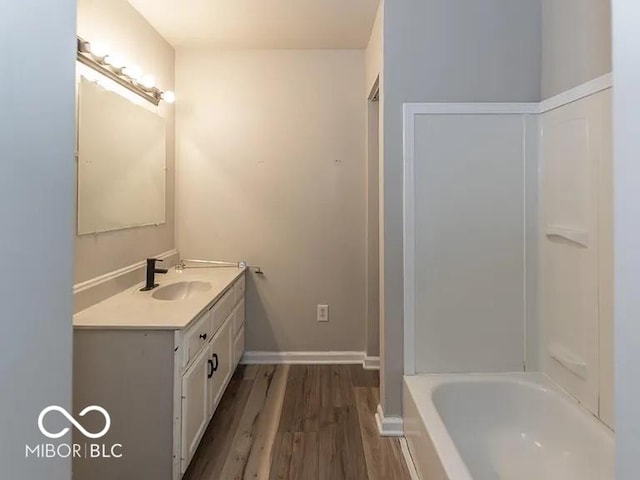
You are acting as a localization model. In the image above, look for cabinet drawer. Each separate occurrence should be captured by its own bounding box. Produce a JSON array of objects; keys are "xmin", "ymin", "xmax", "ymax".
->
[
  {"xmin": 211, "ymin": 288, "xmax": 235, "ymax": 334},
  {"xmin": 232, "ymin": 300, "xmax": 245, "ymax": 337},
  {"xmin": 183, "ymin": 310, "xmax": 213, "ymax": 369},
  {"xmin": 233, "ymin": 326, "xmax": 245, "ymax": 368},
  {"xmin": 234, "ymin": 275, "xmax": 246, "ymax": 303}
]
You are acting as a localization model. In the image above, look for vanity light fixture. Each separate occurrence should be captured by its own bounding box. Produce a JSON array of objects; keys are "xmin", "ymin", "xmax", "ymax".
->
[
  {"xmin": 123, "ymin": 64, "xmax": 143, "ymax": 81},
  {"xmin": 140, "ymin": 74, "xmax": 156, "ymax": 89},
  {"xmin": 77, "ymin": 37, "xmax": 175, "ymax": 106},
  {"xmin": 161, "ymin": 91, "xmax": 176, "ymax": 104},
  {"xmin": 87, "ymin": 41, "xmax": 109, "ymax": 58},
  {"xmin": 104, "ymin": 54, "xmax": 126, "ymax": 69}
]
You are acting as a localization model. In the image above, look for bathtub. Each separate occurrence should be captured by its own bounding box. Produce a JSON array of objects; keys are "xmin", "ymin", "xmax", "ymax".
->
[{"xmin": 403, "ymin": 373, "xmax": 614, "ymax": 480}]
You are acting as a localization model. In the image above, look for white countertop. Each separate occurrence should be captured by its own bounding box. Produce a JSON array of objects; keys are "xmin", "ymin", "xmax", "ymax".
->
[{"xmin": 73, "ymin": 267, "xmax": 245, "ymax": 330}]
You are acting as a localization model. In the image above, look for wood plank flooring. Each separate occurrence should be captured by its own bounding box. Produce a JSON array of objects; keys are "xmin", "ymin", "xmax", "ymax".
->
[{"xmin": 183, "ymin": 364, "xmax": 410, "ymax": 480}]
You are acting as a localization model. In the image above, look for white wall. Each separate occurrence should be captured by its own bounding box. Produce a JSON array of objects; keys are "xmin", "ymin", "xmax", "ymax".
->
[
  {"xmin": 382, "ymin": 0, "xmax": 541, "ymax": 416},
  {"xmin": 75, "ymin": 0, "xmax": 176, "ymax": 288},
  {"xmin": 409, "ymin": 111, "xmax": 535, "ymax": 374},
  {"xmin": 539, "ymin": 88, "xmax": 613, "ymax": 425},
  {"xmin": 613, "ymin": 0, "xmax": 640, "ymax": 475},
  {"xmin": 0, "ymin": 1, "xmax": 76, "ymax": 478},
  {"xmin": 176, "ymin": 49, "xmax": 367, "ymax": 352},
  {"xmin": 541, "ymin": 0, "xmax": 612, "ymax": 98}
]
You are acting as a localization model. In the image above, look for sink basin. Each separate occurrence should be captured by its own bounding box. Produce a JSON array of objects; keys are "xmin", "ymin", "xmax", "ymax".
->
[{"xmin": 151, "ymin": 281, "xmax": 212, "ymax": 301}]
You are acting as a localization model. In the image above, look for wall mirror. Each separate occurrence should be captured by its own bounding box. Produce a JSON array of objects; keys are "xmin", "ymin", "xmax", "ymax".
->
[{"xmin": 77, "ymin": 75, "xmax": 166, "ymax": 235}]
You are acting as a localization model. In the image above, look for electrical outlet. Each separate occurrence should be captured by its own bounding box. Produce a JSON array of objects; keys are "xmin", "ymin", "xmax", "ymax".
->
[{"xmin": 317, "ymin": 305, "xmax": 329, "ymax": 322}]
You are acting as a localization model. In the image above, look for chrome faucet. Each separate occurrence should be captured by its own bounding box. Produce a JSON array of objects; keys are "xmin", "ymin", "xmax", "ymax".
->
[{"xmin": 140, "ymin": 258, "xmax": 168, "ymax": 291}]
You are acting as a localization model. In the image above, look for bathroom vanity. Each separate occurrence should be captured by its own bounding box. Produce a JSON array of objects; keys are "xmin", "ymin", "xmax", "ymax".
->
[{"xmin": 72, "ymin": 267, "xmax": 246, "ymax": 480}]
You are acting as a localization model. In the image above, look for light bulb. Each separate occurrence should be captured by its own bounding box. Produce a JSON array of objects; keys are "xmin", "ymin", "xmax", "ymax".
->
[
  {"xmin": 89, "ymin": 42, "xmax": 109, "ymax": 58},
  {"xmin": 104, "ymin": 54, "xmax": 126, "ymax": 69},
  {"xmin": 161, "ymin": 91, "xmax": 176, "ymax": 104},
  {"xmin": 123, "ymin": 65, "xmax": 143, "ymax": 81},
  {"xmin": 140, "ymin": 75, "xmax": 156, "ymax": 89}
]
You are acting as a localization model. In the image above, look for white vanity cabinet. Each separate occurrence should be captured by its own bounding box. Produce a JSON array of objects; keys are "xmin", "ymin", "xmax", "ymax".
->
[
  {"xmin": 180, "ymin": 319, "xmax": 232, "ymax": 471},
  {"xmin": 177, "ymin": 273, "xmax": 243, "ymax": 473},
  {"xmin": 73, "ymin": 269, "xmax": 246, "ymax": 480}
]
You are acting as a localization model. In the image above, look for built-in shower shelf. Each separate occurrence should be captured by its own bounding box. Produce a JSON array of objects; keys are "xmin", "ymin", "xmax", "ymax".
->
[
  {"xmin": 545, "ymin": 225, "xmax": 589, "ymax": 248},
  {"xmin": 548, "ymin": 343, "xmax": 588, "ymax": 379}
]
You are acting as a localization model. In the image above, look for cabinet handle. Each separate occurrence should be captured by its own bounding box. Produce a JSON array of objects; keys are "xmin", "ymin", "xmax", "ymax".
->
[
  {"xmin": 212, "ymin": 353, "xmax": 219, "ymax": 372},
  {"xmin": 207, "ymin": 359, "xmax": 214, "ymax": 379},
  {"xmin": 199, "ymin": 333, "xmax": 207, "ymax": 340}
]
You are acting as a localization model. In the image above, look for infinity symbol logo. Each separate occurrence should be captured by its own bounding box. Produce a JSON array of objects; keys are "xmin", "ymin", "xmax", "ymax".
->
[{"xmin": 38, "ymin": 405, "xmax": 111, "ymax": 439}]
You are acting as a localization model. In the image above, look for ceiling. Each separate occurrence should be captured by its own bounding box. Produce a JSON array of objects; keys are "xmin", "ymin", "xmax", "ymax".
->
[{"xmin": 128, "ymin": 0, "xmax": 380, "ymax": 49}]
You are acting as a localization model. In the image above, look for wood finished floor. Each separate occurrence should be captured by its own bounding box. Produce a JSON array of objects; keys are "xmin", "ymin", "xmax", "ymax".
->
[{"xmin": 183, "ymin": 364, "xmax": 411, "ymax": 480}]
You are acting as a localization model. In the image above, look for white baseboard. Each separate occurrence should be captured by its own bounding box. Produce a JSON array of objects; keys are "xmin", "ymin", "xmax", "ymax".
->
[
  {"xmin": 375, "ymin": 404, "xmax": 404, "ymax": 437},
  {"xmin": 363, "ymin": 355, "xmax": 380, "ymax": 370},
  {"xmin": 241, "ymin": 351, "xmax": 381, "ymax": 370},
  {"xmin": 399, "ymin": 437, "xmax": 421, "ymax": 480},
  {"xmin": 242, "ymin": 351, "xmax": 364, "ymax": 365}
]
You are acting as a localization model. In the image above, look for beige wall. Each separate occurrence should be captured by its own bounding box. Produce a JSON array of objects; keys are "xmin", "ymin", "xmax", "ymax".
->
[
  {"xmin": 176, "ymin": 49, "xmax": 367, "ymax": 352},
  {"xmin": 365, "ymin": 3, "xmax": 383, "ymax": 95},
  {"xmin": 541, "ymin": 0, "xmax": 612, "ymax": 99},
  {"xmin": 75, "ymin": 0, "xmax": 176, "ymax": 285}
]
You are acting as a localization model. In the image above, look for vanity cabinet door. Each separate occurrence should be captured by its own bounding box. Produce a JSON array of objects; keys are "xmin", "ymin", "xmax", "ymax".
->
[
  {"xmin": 181, "ymin": 346, "xmax": 210, "ymax": 472},
  {"xmin": 208, "ymin": 317, "xmax": 232, "ymax": 415}
]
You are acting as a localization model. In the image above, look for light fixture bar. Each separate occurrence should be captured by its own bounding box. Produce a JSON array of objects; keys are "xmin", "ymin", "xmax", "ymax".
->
[{"xmin": 76, "ymin": 37, "xmax": 171, "ymax": 106}]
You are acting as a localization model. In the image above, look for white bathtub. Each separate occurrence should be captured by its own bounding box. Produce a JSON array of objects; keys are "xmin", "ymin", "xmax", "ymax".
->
[{"xmin": 403, "ymin": 373, "xmax": 614, "ymax": 480}]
